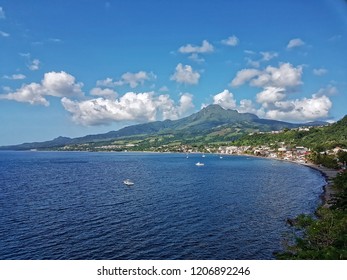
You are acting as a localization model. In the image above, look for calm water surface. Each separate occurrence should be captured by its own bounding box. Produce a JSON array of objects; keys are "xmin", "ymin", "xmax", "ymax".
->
[{"xmin": 0, "ymin": 151, "xmax": 326, "ymax": 259}]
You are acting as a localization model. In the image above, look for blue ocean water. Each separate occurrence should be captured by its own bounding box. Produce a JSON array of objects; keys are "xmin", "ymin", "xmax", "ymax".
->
[{"xmin": 0, "ymin": 151, "xmax": 326, "ymax": 259}]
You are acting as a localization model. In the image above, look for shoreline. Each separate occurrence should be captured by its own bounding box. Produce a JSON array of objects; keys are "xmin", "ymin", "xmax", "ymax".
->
[
  {"xmin": 235, "ymin": 153, "xmax": 339, "ymax": 207},
  {"xmin": 298, "ymin": 162, "xmax": 338, "ymax": 207},
  {"xmin": 5, "ymin": 149, "xmax": 339, "ymax": 206}
]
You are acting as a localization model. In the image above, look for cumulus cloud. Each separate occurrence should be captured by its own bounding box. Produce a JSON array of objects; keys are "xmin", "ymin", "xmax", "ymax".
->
[
  {"xmin": 178, "ymin": 40, "xmax": 214, "ymax": 54},
  {"xmin": 90, "ymin": 87, "xmax": 117, "ymax": 99},
  {"xmin": 20, "ymin": 53, "xmax": 40, "ymax": 70},
  {"xmin": 260, "ymin": 51, "xmax": 278, "ymax": 61},
  {"xmin": 170, "ymin": 63, "xmax": 200, "ymax": 85},
  {"xmin": 231, "ymin": 63, "xmax": 303, "ymax": 89},
  {"xmin": 96, "ymin": 77, "xmax": 114, "ymax": 87},
  {"xmin": 96, "ymin": 71, "xmax": 155, "ymax": 88},
  {"xmin": 3, "ymin": 74, "xmax": 26, "ymax": 80},
  {"xmin": 210, "ymin": 90, "xmax": 266, "ymax": 117},
  {"xmin": 314, "ymin": 85, "xmax": 338, "ymax": 97},
  {"xmin": 116, "ymin": 71, "xmax": 156, "ymax": 88},
  {"xmin": 188, "ymin": 53, "xmax": 205, "ymax": 63},
  {"xmin": 238, "ymin": 99, "xmax": 261, "ymax": 115},
  {"xmin": 0, "ymin": 71, "xmax": 84, "ymax": 106},
  {"xmin": 228, "ymin": 61, "xmax": 332, "ymax": 122},
  {"xmin": 213, "ymin": 89, "xmax": 237, "ymax": 109},
  {"xmin": 0, "ymin": 83, "xmax": 48, "ymax": 106},
  {"xmin": 256, "ymin": 87, "xmax": 286, "ymax": 105},
  {"xmin": 244, "ymin": 51, "xmax": 278, "ymax": 68},
  {"xmin": 287, "ymin": 38, "xmax": 305, "ymax": 49},
  {"xmin": 177, "ymin": 93, "xmax": 194, "ymax": 116},
  {"xmin": 28, "ymin": 58, "xmax": 40, "ymax": 71},
  {"xmin": 221, "ymin": 35, "xmax": 239, "ymax": 46},
  {"xmin": 313, "ymin": 68, "xmax": 327, "ymax": 76},
  {"xmin": 230, "ymin": 69, "xmax": 260, "ymax": 87},
  {"xmin": 265, "ymin": 94, "xmax": 332, "ymax": 122},
  {"xmin": 42, "ymin": 71, "xmax": 84, "ymax": 97},
  {"xmin": 61, "ymin": 92, "xmax": 195, "ymax": 125}
]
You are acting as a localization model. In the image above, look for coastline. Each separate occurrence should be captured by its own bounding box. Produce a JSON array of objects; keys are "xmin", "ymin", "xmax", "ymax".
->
[
  {"xmin": 5, "ymin": 149, "xmax": 339, "ymax": 207},
  {"xmin": 225, "ymin": 152, "xmax": 338, "ymax": 207},
  {"xmin": 299, "ymin": 162, "xmax": 338, "ymax": 208}
]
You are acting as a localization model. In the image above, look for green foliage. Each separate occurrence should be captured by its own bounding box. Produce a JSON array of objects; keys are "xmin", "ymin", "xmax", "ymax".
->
[
  {"xmin": 277, "ymin": 172, "xmax": 347, "ymax": 259},
  {"xmin": 233, "ymin": 115, "xmax": 347, "ymax": 150},
  {"xmin": 308, "ymin": 152, "xmax": 338, "ymax": 169}
]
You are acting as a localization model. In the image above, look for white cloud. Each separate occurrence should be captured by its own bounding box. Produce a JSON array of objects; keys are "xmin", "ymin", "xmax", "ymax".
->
[
  {"xmin": 0, "ymin": 30, "xmax": 9, "ymax": 37},
  {"xmin": 221, "ymin": 35, "xmax": 239, "ymax": 46},
  {"xmin": 245, "ymin": 58, "xmax": 260, "ymax": 68},
  {"xmin": 237, "ymin": 99, "xmax": 261, "ymax": 115},
  {"xmin": 0, "ymin": 7, "xmax": 5, "ymax": 19},
  {"xmin": 170, "ymin": 63, "xmax": 200, "ymax": 85},
  {"xmin": 260, "ymin": 51, "xmax": 278, "ymax": 61},
  {"xmin": 313, "ymin": 68, "xmax": 328, "ymax": 76},
  {"xmin": 287, "ymin": 38, "xmax": 305, "ymax": 49},
  {"xmin": 245, "ymin": 51, "xmax": 278, "ymax": 68},
  {"xmin": 42, "ymin": 71, "xmax": 84, "ymax": 97},
  {"xmin": 61, "ymin": 92, "xmax": 195, "ymax": 125},
  {"xmin": 230, "ymin": 69, "xmax": 260, "ymax": 87},
  {"xmin": 213, "ymin": 89, "xmax": 237, "ymax": 109},
  {"xmin": 116, "ymin": 71, "xmax": 156, "ymax": 88},
  {"xmin": 188, "ymin": 53, "xmax": 205, "ymax": 63},
  {"xmin": 314, "ymin": 85, "xmax": 338, "ymax": 97},
  {"xmin": 28, "ymin": 58, "xmax": 40, "ymax": 71},
  {"xmin": 178, "ymin": 40, "xmax": 214, "ymax": 54},
  {"xmin": 90, "ymin": 87, "xmax": 117, "ymax": 98},
  {"xmin": 3, "ymin": 74, "xmax": 26, "ymax": 80},
  {"xmin": 0, "ymin": 71, "xmax": 84, "ymax": 106},
  {"xmin": 96, "ymin": 77, "xmax": 114, "ymax": 87},
  {"xmin": 256, "ymin": 87, "xmax": 286, "ymax": 105},
  {"xmin": 265, "ymin": 94, "xmax": 332, "ymax": 122},
  {"xmin": 0, "ymin": 83, "xmax": 48, "ymax": 106},
  {"xmin": 231, "ymin": 63, "xmax": 303, "ymax": 89},
  {"xmin": 229, "ymin": 61, "xmax": 332, "ymax": 122},
  {"xmin": 96, "ymin": 71, "xmax": 155, "ymax": 88},
  {"xmin": 177, "ymin": 93, "xmax": 194, "ymax": 116}
]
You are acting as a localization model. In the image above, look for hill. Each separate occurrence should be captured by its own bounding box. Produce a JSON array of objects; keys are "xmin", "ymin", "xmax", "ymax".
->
[
  {"xmin": 0, "ymin": 104, "xmax": 329, "ymax": 151},
  {"xmin": 233, "ymin": 115, "xmax": 347, "ymax": 149}
]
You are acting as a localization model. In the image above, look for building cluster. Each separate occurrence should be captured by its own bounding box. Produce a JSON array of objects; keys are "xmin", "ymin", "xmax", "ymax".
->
[{"xmin": 218, "ymin": 145, "xmax": 309, "ymax": 163}]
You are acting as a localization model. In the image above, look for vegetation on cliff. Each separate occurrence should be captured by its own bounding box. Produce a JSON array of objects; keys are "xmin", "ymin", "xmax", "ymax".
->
[{"xmin": 277, "ymin": 171, "xmax": 347, "ymax": 260}]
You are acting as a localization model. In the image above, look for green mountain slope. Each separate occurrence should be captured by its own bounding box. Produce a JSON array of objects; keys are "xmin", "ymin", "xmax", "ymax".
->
[
  {"xmin": 0, "ymin": 104, "xmax": 331, "ymax": 150},
  {"xmin": 233, "ymin": 115, "xmax": 347, "ymax": 149}
]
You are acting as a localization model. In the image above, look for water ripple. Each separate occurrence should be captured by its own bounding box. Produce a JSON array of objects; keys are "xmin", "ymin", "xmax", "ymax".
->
[{"xmin": 0, "ymin": 151, "xmax": 325, "ymax": 259}]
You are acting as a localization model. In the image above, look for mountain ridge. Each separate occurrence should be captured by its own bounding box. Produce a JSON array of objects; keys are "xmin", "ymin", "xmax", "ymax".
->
[{"xmin": 0, "ymin": 104, "xmax": 330, "ymax": 150}]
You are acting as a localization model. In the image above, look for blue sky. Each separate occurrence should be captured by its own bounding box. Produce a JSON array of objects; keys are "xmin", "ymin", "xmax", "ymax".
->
[{"xmin": 0, "ymin": 0, "xmax": 346, "ymax": 145}]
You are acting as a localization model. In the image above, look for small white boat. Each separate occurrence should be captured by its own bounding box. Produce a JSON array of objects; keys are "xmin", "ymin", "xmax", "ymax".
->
[
  {"xmin": 123, "ymin": 179, "xmax": 134, "ymax": 186},
  {"xmin": 196, "ymin": 162, "xmax": 204, "ymax": 166},
  {"xmin": 220, "ymin": 156, "xmax": 223, "ymax": 159},
  {"xmin": 202, "ymin": 154, "xmax": 206, "ymax": 158}
]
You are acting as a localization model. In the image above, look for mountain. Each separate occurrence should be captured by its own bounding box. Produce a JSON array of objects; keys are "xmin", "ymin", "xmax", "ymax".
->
[
  {"xmin": 0, "ymin": 104, "xmax": 329, "ymax": 150},
  {"xmin": 233, "ymin": 115, "xmax": 347, "ymax": 149}
]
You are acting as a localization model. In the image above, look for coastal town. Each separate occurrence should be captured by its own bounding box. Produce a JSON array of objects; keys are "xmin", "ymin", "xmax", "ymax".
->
[{"xmin": 58, "ymin": 137, "xmax": 347, "ymax": 171}]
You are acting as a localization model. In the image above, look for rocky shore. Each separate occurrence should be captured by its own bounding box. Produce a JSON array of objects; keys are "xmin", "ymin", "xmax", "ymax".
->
[{"xmin": 300, "ymin": 162, "xmax": 339, "ymax": 207}]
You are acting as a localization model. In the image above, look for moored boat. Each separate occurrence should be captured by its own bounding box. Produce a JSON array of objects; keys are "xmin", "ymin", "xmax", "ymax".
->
[{"xmin": 123, "ymin": 179, "xmax": 134, "ymax": 186}]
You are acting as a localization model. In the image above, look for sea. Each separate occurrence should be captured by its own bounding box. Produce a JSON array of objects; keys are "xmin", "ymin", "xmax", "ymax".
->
[{"xmin": 0, "ymin": 151, "xmax": 326, "ymax": 260}]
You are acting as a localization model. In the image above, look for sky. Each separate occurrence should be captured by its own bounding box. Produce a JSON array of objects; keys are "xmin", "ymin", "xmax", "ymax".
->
[{"xmin": 0, "ymin": 0, "xmax": 347, "ymax": 145}]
